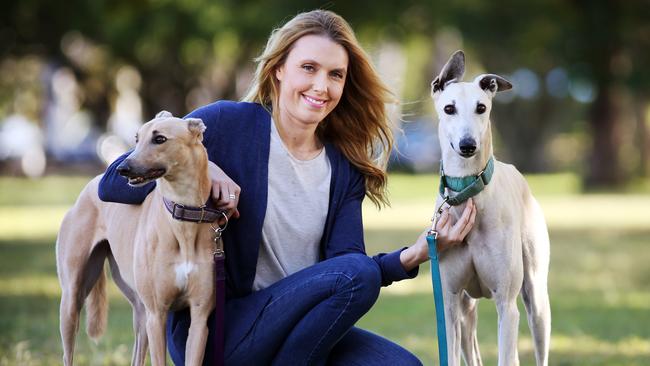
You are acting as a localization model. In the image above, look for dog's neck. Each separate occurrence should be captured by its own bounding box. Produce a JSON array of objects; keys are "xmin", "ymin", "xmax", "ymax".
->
[
  {"xmin": 157, "ymin": 149, "xmax": 212, "ymax": 207},
  {"xmin": 441, "ymin": 124, "xmax": 494, "ymax": 177}
]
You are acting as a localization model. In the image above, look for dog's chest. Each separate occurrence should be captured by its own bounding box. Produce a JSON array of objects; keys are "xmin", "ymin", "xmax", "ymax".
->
[
  {"xmin": 174, "ymin": 261, "xmax": 196, "ymax": 291},
  {"xmin": 134, "ymin": 224, "xmax": 215, "ymax": 301},
  {"xmin": 445, "ymin": 197, "xmax": 523, "ymax": 298}
]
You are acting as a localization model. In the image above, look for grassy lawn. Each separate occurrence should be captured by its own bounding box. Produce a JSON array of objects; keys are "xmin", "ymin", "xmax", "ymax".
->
[{"xmin": 0, "ymin": 174, "xmax": 649, "ymax": 365}]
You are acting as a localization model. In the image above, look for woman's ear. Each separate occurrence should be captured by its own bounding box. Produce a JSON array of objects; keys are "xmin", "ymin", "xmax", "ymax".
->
[{"xmin": 275, "ymin": 65, "xmax": 284, "ymax": 82}]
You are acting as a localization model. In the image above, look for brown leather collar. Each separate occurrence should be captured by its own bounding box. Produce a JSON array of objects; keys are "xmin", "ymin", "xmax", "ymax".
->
[{"xmin": 162, "ymin": 197, "xmax": 225, "ymax": 223}]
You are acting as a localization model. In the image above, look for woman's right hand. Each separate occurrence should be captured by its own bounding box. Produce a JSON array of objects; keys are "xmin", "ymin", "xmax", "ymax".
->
[
  {"xmin": 400, "ymin": 198, "xmax": 476, "ymax": 272},
  {"xmin": 431, "ymin": 198, "xmax": 476, "ymax": 253},
  {"xmin": 208, "ymin": 161, "xmax": 241, "ymax": 222}
]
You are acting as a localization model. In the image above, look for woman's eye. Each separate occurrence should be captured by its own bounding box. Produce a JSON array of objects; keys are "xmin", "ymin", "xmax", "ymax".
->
[
  {"xmin": 443, "ymin": 105, "xmax": 456, "ymax": 115},
  {"xmin": 152, "ymin": 135, "xmax": 167, "ymax": 144},
  {"xmin": 330, "ymin": 72, "xmax": 343, "ymax": 80},
  {"xmin": 476, "ymin": 103, "xmax": 486, "ymax": 114},
  {"xmin": 302, "ymin": 64, "xmax": 315, "ymax": 72}
]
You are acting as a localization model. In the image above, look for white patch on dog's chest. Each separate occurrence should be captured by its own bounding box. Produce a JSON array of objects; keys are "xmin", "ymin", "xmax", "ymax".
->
[{"xmin": 174, "ymin": 262, "xmax": 196, "ymax": 290}]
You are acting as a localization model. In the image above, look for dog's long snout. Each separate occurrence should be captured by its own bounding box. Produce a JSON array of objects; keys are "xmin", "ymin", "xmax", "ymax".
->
[
  {"xmin": 116, "ymin": 160, "xmax": 133, "ymax": 177},
  {"xmin": 459, "ymin": 137, "xmax": 477, "ymax": 156}
]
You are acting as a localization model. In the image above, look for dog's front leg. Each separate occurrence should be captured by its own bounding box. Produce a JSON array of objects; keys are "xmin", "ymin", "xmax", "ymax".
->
[
  {"xmin": 443, "ymin": 292, "xmax": 464, "ymax": 366},
  {"xmin": 495, "ymin": 296, "xmax": 520, "ymax": 366},
  {"xmin": 145, "ymin": 308, "xmax": 169, "ymax": 366},
  {"xmin": 459, "ymin": 292, "xmax": 483, "ymax": 366},
  {"xmin": 184, "ymin": 302, "xmax": 212, "ymax": 366}
]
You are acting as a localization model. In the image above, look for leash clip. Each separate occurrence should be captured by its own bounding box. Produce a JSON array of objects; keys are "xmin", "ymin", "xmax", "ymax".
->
[
  {"xmin": 429, "ymin": 196, "xmax": 449, "ymax": 235},
  {"xmin": 210, "ymin": 211, "xmax": 229, "ymax": 257},
  {"xmin": 427, "ymin": 229, "xmax": 439, "ymax": 240}
]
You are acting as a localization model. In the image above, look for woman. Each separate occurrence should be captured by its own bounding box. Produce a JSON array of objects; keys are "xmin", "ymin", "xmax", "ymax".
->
[{"xmin": 99, "ymin": 9, "xmax": 476, "ymax": 365}]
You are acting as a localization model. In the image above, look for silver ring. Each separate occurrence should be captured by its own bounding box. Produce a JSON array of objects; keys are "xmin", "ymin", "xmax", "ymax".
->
[{"xmin": 228, "ymin": 193, "xmax": 236, "ymax": 200}]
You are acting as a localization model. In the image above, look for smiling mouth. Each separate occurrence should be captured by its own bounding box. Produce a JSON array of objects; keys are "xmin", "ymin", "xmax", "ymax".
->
[
  {"xmin": 303, "ymin": 94, "xmax": 327, "ymax": 107},
  {"xmin": 126, "ymin": 168, "xmax": 166, "ymax": 186}
]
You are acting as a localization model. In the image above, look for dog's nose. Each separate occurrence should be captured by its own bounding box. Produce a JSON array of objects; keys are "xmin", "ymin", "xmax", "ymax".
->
[
  {"xmin": 459, "ymin": 138, "xmax": 477, "ymax": 156},
  {"xmin": 116, "ymin": 161, "xmax": 132, "ymax": 177}
]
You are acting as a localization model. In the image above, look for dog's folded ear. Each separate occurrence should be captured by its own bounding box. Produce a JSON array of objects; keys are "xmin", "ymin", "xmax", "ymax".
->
[
  {"xmin": 474, "ymin": 74, "xmax": 513, "ymax": 95},
  {"xmin": 431, "ymin": 50, "xmax": 465, "ymax": 96},
  {"xmin": 155, "ymin": 110, "xmax": 173, "ymax": 119},
  {"xmin": 186, "ymin": 118, "xmax": 206, "ymax": 141}
]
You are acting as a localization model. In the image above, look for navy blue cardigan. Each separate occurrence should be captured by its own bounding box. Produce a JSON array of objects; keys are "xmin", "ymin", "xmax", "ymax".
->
[{"xmin": 98, "ymin": 101, "xmax": 417, "ymax": 330}]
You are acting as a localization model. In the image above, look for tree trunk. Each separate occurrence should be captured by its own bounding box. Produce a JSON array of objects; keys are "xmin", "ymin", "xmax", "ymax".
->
[
  {"xmin": 585, "ymin": 86, "xmax": 623, "ymax": 188},
  {"xmin": 636, "ymin": 96, "xmax": 649, "ymax": 177}
]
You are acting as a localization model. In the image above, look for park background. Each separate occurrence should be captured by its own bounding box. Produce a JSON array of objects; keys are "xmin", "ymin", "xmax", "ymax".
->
[{"xmin": 1, "ymin": 0, "xmax": 649, "ymax": 364}]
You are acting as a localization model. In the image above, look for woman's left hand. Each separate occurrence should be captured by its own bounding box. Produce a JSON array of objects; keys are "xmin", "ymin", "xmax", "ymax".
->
[
  {"xmin": 400, "ymin": 198, "xmax": 477, "ymax": 272},
  {"xmin": 207, "ymin": 161, "xmax": 241, "ymax": 223}
]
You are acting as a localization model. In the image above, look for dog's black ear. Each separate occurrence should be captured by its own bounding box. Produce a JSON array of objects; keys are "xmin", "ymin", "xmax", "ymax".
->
[
  {"xmin": 431, "ymin": 50, "xmax": 465, "ymax": 95},
  {"xmin": 186, "ymin": 118, "xmax": 206, "ymax": 141},
  {"xmin": 156, "ymin": 110, "xmax": 173, "ymax": 119},
  {"xmin": 474, "ymin": 74, "xmax": 513, "ymax": 94}
]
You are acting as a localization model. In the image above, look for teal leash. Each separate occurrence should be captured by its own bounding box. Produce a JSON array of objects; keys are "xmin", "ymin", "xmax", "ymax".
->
[{"xmin": 427, "ymin": 198, "xmax": 449, "ymax": 365}]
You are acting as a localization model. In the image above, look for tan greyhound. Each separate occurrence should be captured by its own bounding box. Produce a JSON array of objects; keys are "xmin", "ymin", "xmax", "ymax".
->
[
  {"xmin": 56, "ymin": 111, "xmax": 222, "ymax": 366},
  {"xmin": 431, "ymin": 51, "xmax": 551, "ymax": 365}
]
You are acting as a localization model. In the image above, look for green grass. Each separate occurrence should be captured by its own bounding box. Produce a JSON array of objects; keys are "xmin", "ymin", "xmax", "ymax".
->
[{"xmin": 1, "ymin": 174, "xmax": 649, "ymax": 365}]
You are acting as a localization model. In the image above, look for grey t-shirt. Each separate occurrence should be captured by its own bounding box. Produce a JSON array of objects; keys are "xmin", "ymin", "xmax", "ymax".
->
[{"xmin": 252, "ymin": 121, "xmax": 331, "ymax": 291}]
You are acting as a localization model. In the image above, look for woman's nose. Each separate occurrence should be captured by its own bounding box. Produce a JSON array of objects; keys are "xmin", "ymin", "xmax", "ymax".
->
[{"xmin": 312, "ymin": 73, "xmax": 328, "ymax": 93}]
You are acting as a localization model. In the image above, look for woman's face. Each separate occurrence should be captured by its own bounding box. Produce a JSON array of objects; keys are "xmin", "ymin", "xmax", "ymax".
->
[{"xmin": 275, "ymin": 34, "xmax": 348, "ymax": 130}]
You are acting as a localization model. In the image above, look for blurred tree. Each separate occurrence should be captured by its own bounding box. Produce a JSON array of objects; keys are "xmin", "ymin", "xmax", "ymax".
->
[
  {"xmin": 564, "ymin": 0, "xmax": 625, "ymax": 188},
  {"xmin": 561, "ymin": 0, "xmax": 650, "ymax": 186},
  {"xmin": 2, "ymin": 0, "xmax": 649, "ymax": 188}
]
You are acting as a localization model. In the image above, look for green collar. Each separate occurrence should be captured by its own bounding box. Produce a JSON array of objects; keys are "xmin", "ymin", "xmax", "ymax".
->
[{"xmin": 438, "ymin": 156, "xmax": 495, "ymax": 206}]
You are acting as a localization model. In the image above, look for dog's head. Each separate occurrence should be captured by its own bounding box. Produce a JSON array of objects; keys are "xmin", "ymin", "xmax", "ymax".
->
[
  {"xmin": 431, "ymin": 50, "xmax": 512, "ymax": 159},
  {"xmin": 117, "ymin": 111, "xmax": 207, "ymax": 186}
]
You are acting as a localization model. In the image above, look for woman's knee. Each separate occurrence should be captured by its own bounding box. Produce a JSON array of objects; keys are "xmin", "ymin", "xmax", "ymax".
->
[{"xmin": 332, "ymin": 254, "xmax": 381, "ymax": 307}]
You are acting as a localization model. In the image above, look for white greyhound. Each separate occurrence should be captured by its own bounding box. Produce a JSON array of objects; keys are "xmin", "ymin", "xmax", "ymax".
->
[{"xmin": 430, "ymin": 50, "xmax": 551, "ymax": 366}]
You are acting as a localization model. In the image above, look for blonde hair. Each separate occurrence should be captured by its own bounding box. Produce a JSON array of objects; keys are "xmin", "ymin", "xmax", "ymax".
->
[{"xmin": 243, "ymin": 10, "xmax": 395, "ymax": 207}]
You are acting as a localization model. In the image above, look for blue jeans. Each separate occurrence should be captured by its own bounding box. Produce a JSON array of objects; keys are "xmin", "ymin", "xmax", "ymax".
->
[{"xmin": 168, "ymin": 253, "xmax": 421, "ymax": 365}]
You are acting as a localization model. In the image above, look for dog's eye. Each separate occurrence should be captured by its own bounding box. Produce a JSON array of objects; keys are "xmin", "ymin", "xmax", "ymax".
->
[
  {"xmin": 135, "ymin": 134, "xmax": 139, "ymax": 143},
  {"xmin": 152, "ymin": 135, "xmax": 167, "ymax": 144},
  {"xmin": 476, "ymin": 103, "xmax": 487, "ymax": 114},
  {"xmin": 443, "ymin": 105, "xmax": 456, "ymax": 115}
]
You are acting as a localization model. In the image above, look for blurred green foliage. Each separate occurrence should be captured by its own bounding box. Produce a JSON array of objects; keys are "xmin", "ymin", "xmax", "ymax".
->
[{"xmin": 2, "ymin": 0, "xmax": 650, "ymax": 187}]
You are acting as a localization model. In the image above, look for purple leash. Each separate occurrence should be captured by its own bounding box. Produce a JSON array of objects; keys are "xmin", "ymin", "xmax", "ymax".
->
[
  {"xmin": 211, "ymin": 216, "xmax": 227, "ymax": 366},
  {"xmin": 214, "ymin": 250, "xmax": 225, "ymax": 366}
]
